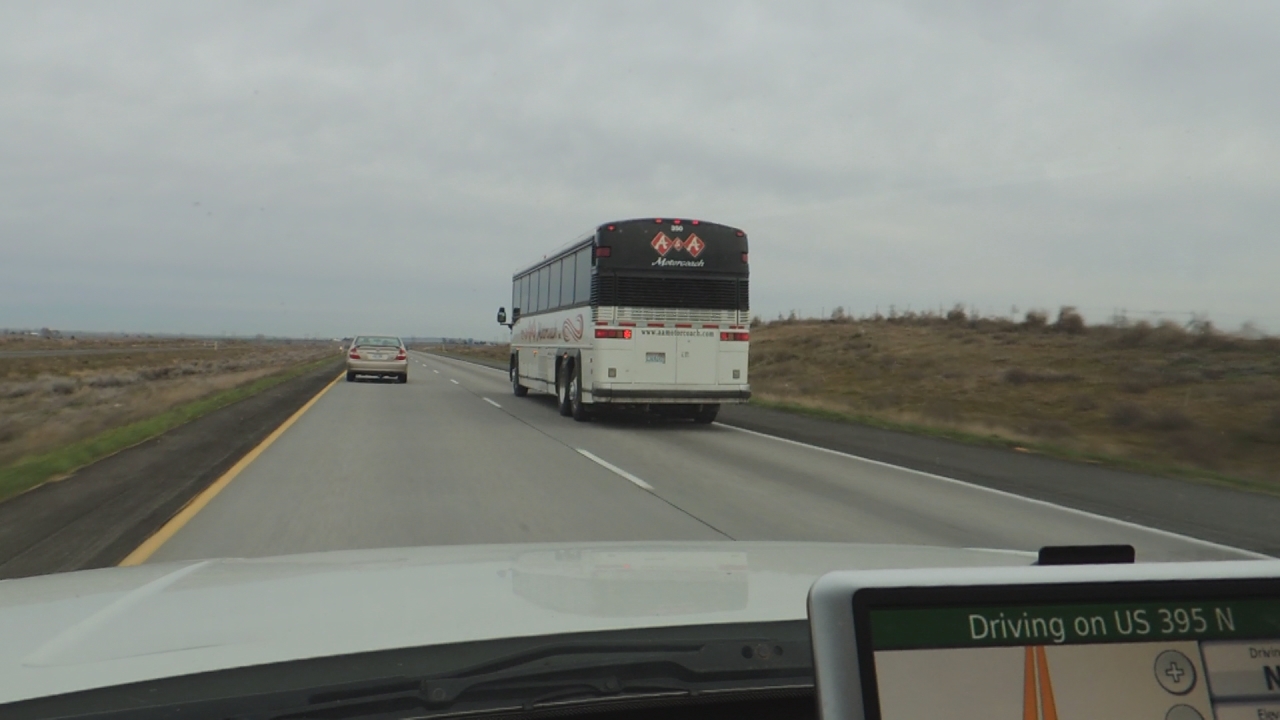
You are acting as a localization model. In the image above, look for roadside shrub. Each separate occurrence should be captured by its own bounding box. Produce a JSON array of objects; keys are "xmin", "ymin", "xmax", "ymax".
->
[
  {"xmin": 0, "ymin": 417, "xmax": 23, "ymax": 443},
  {"xmin": 1116, "ymin": 321, "xmax": 1154, "ymax": 347},
  {"xmin": 946, "ymin": 304, "xmax": 968, "ymax": 324},
  {"xmin": 1072, "ymin": 395, "xmax": 1098, "ymax": 412},
  {"xmin": 1148, "ymin": 408, "xmax": 1194, "ymax": 432},
  {"xmin": 1148, "ymin": 320, "xmax": 1191, "ymax": 347},
  {"xmin": 0, "ymin": 382, "xmax": 36, "ymax": 399},
  {"xmin": 87, "ymin": 372, "xmax": 140, "ymax": 388},
  {"xmin": 1109, "ymin": 402, "xmax": 1147, "ymax": 427},
  {"xmin": 1003, "ymin": 368, "xmax": 1080, "ymax": 385},
  {"xmin": 1054, "ymin": 306, "xmax": 1086, "ymax": 335},
  {"xmin": 44, "ymin": 378, "xmax": 77, "ymax": 395},
  {"xmin": 1022, "ymin": 310, "xmax": 1048, "ymax": 330}
]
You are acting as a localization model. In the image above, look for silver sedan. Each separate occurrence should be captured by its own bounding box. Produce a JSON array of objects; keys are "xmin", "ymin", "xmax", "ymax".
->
[{"xmin": 346, "ymin": 336, "xmax": 408, "ymax": 383}]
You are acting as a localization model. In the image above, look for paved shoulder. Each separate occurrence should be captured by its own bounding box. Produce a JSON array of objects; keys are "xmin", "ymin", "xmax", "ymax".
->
[{"xmin": 717, "ymin": 404, "xmax": 1280, "ymax": 557}]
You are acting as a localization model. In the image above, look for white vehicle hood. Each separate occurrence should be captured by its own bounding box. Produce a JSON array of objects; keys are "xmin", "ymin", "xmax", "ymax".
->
[{"xmin": 0, "ymin": 541, "xmax": 1032, "ymax": 705}]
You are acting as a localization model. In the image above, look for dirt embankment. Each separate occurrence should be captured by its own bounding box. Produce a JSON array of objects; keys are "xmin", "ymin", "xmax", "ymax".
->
[
  {"xmin": 750, "ymin": 311, "xmax": 1280, "ymax": 488},
  {"xmin": 0, "ymin": 338, "xmax": 336, "ymax": 468}
]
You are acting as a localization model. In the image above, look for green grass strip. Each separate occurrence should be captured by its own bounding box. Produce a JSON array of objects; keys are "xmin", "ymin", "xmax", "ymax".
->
[
  {"xmin": 0, "ymin": 357, "xmax": 341, "ymax": 504},
  {"xmin": 749, "ymin": 397, "xmax": 1278, "ymax": 497}
]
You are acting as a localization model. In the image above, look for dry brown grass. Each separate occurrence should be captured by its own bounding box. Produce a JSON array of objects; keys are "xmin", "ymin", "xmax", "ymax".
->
[
  {"xmin": 750, "ymin": 313, "xmax": 1280, "ymax": 487},
  {"xmin": 0, "ymin": 339, "xmax": 335, "ymax": 467},
  {"xmin": 416, "ymin": 343, "xmax": 509, "ymax": 367}
]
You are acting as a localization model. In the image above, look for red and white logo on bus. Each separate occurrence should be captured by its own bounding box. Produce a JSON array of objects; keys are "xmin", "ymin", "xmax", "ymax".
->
[{"xmin": 652, "ymin": 232, "xmax": 705, "ymax": 258}]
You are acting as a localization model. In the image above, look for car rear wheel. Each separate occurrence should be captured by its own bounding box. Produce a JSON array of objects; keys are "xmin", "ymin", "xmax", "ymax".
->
[
  {"xmin": 693, "ymin": 404, "xmax": 720, "ymax": 424},
  {"xmin": 398, "ymin": 373, "xmax": 408, "ymax": 384},
  {"xmin": 346, "ymin": 371, "xmax": 356, "ymax": 382}
]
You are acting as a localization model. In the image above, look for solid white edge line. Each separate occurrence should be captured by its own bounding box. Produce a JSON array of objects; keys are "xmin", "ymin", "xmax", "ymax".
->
[
  {"xmin": 484, "ymin": 397, "xmax": 501, "ymax": 408},
  {"xmin": 576, "ymin": 449, "xmax": 654, "ymax": 491},
  {"xmin": 450, "ymin": 379, "xmax": 459, "ymax": 385},
  {"xmin": 713, "ymin": 423, "xmax": 1270, "ymax": 559}
]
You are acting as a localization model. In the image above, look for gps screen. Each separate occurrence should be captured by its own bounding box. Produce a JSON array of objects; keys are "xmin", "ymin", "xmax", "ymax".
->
[{"xmin": 856, "ymin": 584, "xmax": 1280, "ymax": 720}]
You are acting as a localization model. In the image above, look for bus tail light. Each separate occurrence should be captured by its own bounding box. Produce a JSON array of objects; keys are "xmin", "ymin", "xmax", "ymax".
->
[
  {"xmin": 735, "ymin": 230, "xmax": 746, "ymax": 237},
  {"xmin": 742, "ymin": 252, "xmax": 749, "ymax": 263},
  {"xmin": 605, "ymin": 225, "xmax": 616, "ymax": 231},
  {"xmin": 595, "ymin": 329, "xmax": 633, "ymax": 339},
  {"xmin": 691, "ymin": 220, "xmax": 700, "ymax": 225},
  {"xmin": 720, "ymin": 332, "xmax": 749, "ymax": 342},
  {"xmin": 595, "ymin": 246, "xmax": 611, "ymax": 258}
]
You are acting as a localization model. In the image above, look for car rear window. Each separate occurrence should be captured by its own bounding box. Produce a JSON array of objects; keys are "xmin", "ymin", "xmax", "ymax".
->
[{"xmin": 354, "ymin": 336, "xmax": 401, "ymax": 347}]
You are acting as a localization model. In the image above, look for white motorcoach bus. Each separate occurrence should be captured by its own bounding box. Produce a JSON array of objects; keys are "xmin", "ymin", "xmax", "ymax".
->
[{"xmin": 497, "ymin": 218, "xmax": 750, "ymax": 423}]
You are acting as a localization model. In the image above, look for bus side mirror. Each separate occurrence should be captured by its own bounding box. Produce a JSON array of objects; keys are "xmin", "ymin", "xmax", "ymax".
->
[{"xmin": 497, "ymin": 308, "xmax": 507, "ymax": 325}]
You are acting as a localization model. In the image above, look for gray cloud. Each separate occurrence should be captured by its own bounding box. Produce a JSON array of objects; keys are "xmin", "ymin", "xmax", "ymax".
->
[{"xmin": 1, "ymin": 0, "xmax": 1277, "ymax": 337}]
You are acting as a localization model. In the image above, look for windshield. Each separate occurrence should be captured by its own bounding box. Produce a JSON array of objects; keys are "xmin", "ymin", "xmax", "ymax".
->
[{"xmin": 1, "ymin": 1, "xmax": 1277, "ymax": 715}]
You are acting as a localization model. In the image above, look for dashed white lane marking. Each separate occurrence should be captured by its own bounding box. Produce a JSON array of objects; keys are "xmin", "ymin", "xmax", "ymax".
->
[
  {"xmin": 450, "ymin": 379, "xmax": 459, "ymax": 385},
  {"xmin": 715, "ymin": 423, "xmax": 1268, "ymax": 559},
  {"xmin": 576, "ymin": 449, "xmax": 654, "ymax": 491},
  {"xmin": 484, "ymin": 397, "xmax": 501, "ymax": 408},
  {"xmin": 433, "ymin": 370, "xmax": 440, "ymax": 374}
]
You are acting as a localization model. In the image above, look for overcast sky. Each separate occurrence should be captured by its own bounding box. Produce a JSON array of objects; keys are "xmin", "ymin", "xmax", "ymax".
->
[{"xmin": 2, "ymin": 1, "xmax": 1277, "ymax": 339}]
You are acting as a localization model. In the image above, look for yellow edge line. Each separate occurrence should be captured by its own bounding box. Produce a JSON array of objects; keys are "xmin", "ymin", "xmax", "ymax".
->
[{"xmin": 118, "ymin": 371, "xmax": 345, "ymax": 566}]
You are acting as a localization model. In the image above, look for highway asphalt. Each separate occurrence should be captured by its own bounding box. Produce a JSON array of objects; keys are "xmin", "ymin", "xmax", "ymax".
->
[{"xmin": 148, "ymin": 352, "xmax": 1263, "ymax": 564}]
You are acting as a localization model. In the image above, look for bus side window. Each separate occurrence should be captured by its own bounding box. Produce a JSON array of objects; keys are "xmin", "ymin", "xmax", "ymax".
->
[
  {"xmin": 549, "ymin": 261, "xmax": 562, "ymax": 312},
  {"xmin": 561, "ymin": 254, "xmax": 575, "ymax": 307},
  {"xmin": 575, "ymin": 248, "xmax": 592, "ymax": 304},
  {"xmin": 538, "ymin": 266, "xmax": 550, "ymax": 312}
]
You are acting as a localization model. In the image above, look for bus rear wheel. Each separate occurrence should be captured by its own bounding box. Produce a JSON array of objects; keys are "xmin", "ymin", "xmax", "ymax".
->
[
  {"xmin": 557, "ymin": 366, "xmax": 573, "ymax": 417},
  {"xmin": 569, "ymin": 374, "xmax": 589, "ymax": 422},
  {"xmin": 693, "ymin": 404, "xmax": 720, "ymax": 424}
]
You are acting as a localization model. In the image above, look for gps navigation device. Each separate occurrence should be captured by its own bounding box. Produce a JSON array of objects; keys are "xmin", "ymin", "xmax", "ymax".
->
[{"xmin": 808, "ymin": 561, "xmax": 1280, "ymax": 720}]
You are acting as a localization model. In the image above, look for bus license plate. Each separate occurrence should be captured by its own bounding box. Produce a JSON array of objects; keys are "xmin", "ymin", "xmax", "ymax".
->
[{"xmin": 645, "ymin": 352, "xmax": 666, "ymax": 364}]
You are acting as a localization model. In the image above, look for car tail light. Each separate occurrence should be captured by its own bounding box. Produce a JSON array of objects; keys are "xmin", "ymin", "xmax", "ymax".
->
[
  {"xmin": 349, "ymin": 349, "xmax": 360, "ymax": 359},
  {"xmin": 720, "ymin": 332, "xmax": 749, "ymax": 342},
  {"xmin": 595, "ymin": 328, "xmax": 633, "ymax": 339},
  {"xmin": 595, "ymin": 246, "xmax": 611, "ymax": 258},
  {"xmin": 395, "ymin": 349, "xmax": 406, "ymax": 360}
]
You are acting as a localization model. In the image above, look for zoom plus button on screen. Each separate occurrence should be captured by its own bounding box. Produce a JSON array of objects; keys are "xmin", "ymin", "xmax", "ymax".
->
[{"xmin": 1155, "ymin": 650, "xmax": 1197, "ymax": 695}]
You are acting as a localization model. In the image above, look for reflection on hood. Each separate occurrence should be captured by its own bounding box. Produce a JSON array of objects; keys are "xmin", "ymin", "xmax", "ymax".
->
[{"xmin": 512, "ymin": 548, "xmax": 750, "ymax": 617}]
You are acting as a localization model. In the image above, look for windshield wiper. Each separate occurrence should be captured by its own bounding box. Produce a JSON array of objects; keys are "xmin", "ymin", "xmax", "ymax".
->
[{"xmin": 267, "ymin": 638, "xmax": 812, "ymax": 720}]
